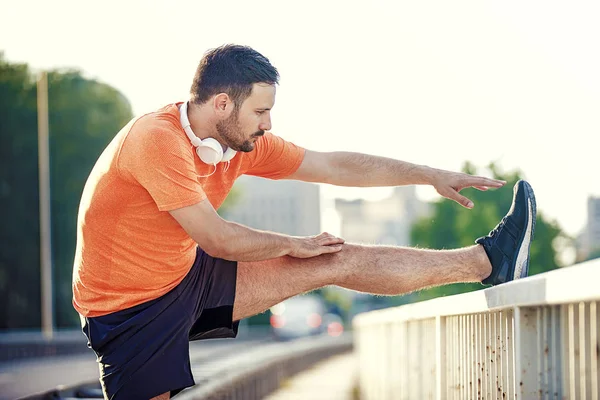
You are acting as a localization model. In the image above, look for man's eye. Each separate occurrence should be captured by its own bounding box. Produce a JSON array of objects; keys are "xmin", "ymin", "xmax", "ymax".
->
[{"xmin": 256, "ymin": 111, "xmax": 265, "ymax": 115}]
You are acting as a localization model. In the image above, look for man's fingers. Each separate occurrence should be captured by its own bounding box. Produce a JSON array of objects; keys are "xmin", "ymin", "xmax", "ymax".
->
[
  {"xmin": 317, "ymin": 232, "xmax": 344, "ymax": 240},
  {"xmin": 460, "ymin": 176, "xmax": 504, "ymax": 189},
  {"xmin": 446, "ymin": 188, "xmax": 474, "ymax": 208},
  {"xmin": 475, "ymin": 177, "xmax": 505, "ymax": 187},
  {"xmin": 322, "ymin": 244, "xmax": 343, "ymax": 254},
  {"xmin": 319, "ymin": 237, "xmax": 344, "ymax": 246},
  {"xmin": 457, "ymin": 195, "xmax": 474, "ymax": 208},
  {"xmin": 438, "ymin": 174, "xmax": 504, "ymax": 208},
  {"xmin": 320, "ymin": 236, "xmax": 345, "ymax": 245}
]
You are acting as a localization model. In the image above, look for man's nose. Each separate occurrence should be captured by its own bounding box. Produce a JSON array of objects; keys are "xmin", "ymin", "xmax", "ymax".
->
[{"xmin": 259, "ymin": 115, "xmax": 271, "ymax": 131}]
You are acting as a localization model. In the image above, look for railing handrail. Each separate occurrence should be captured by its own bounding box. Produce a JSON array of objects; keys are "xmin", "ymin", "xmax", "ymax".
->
[
  {"xmin": 354, "ymin": 258, "xmax": 600, "ymax": 326},
  {"xmin": 353, "ymin": 259, "xmax": 600, "ymax": 399}
]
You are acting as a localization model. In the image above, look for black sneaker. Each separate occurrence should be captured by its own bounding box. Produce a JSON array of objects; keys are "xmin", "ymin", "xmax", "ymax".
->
[{"xmin": 476, "ymin": 180, "xmax": 537, "ymax": 285}]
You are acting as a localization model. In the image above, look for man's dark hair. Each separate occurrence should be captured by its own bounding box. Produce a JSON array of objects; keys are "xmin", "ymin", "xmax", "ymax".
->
[{"xmin": 190, "ymin": 44, "xmax": 279, "ymax": 106}]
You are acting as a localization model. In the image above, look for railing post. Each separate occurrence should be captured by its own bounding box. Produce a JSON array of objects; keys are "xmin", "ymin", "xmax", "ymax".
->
[
  {"xmin": 382, "ymin": 323, "xmax": 390, "ymax": 400},
  {"xmin": 514, "ymin": 306, "xmax": 539, "ymax": 398},
  {"xmin": 436, "ymin": 315, "xmax": 446, "ymax": 400}
]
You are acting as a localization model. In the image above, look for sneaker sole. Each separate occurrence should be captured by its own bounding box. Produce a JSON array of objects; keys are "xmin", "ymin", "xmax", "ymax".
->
[{"xmin": 513, "ymin": 181, "xmax": 537, "ymax": 280}]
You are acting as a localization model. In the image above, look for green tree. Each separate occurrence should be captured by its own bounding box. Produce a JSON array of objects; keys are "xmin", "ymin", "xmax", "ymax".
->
[
  {"xmin": 408, "ymin": 162, "xmax": 565, "ymax": 302},
  {"xmin": 0, "ymin": 54, "xmax": 133, "ymax": 329},
  {"xmin": 0, "ymin": 54, "xmax": 40, "ymax": 329}
]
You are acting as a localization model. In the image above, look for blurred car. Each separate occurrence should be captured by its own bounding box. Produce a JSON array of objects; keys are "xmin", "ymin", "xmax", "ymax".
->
[
  {"xmin": 321, "ymin": 313, "xmax": 344, "ymax": 337},
  {"xmin": 270, "ymin": 294, "xmax": 329, "ymax": 340}
]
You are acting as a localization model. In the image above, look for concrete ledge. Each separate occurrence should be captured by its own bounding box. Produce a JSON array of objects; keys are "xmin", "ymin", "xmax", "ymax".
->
[{"xmin": 178, "ymin": 334, "xmax": 353, "ymax": 400}]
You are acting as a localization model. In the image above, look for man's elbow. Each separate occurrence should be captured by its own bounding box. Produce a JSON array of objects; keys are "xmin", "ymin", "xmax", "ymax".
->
[
  {"xmin": 320, "ymin": 153, "xmax": 343, "ymax": 185},
  {"xmin": 195, "ymin": 228, "xmax": 236, "ymax": 260}
]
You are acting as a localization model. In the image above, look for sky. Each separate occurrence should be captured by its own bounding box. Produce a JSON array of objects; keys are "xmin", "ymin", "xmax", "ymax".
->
[{"xmin": 1, "ymin": 0, "xmax": 599, "ymax": 239}]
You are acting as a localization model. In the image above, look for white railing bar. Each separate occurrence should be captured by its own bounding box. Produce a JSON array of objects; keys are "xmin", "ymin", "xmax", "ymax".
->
[
  {"xmin": 591, "ymin": 301, "xmax": 598, "ymax": 400},
  {"xmin": 580, "ymin": 302, "xmax": 587, "ymax": 400},
  {"xmin": 569, "ymin": 303, "xmax": 577, "ymax": 399}
]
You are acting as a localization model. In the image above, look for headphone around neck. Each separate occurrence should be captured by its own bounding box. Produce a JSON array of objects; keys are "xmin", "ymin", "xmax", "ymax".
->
[{"xmin": 179, "ymin": 101, "xmax": 237, "ymax": 165}]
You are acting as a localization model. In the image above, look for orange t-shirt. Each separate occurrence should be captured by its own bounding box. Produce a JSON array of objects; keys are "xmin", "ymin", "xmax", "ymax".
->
[{"xmin": 72, "ymin": 103, "xmax": 305, "ymax": 317}]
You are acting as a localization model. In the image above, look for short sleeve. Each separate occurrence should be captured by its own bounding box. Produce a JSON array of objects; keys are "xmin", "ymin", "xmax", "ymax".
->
[
  {"xmin": 245, "ymin": 132, "xmax": 305, "ymax": 179},
  {"xmin": 118, "ymin": 125, "xmax": 206, "ymax": 211}
]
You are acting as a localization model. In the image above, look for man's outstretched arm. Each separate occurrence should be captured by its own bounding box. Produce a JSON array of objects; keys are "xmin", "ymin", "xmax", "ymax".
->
[{"xmin": 286, "ymin": 150, "xmax": 506, "ymax": 209}]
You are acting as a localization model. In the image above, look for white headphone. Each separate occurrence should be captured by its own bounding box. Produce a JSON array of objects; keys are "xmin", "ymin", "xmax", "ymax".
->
[{"xmin": 179, "ymin": 101, "xmax": 237, "ymax": 165}]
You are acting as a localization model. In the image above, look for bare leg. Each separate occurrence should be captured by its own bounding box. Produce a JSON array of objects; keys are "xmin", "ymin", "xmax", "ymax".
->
[
  {"xmin": 233, "ymin": 243, "xmax": 491, "ymax": 321},
  {"xmin": 150, "ymin": 392, "xmax": 170, "ymax": 400}
]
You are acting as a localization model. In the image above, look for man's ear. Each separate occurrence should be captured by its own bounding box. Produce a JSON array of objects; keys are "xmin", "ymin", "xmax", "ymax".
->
[{"xmin": 213, "ymin": 93, "xmax": 234, "ymax": 118}]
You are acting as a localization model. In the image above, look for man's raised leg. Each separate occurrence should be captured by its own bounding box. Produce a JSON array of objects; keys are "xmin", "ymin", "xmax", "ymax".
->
[
  {"xmin": 233, "ymin": 179, "xmax": 536, "ymax": 321},
  {"xmin": 233, "ymin": 244, "xmax": 490, "ymax": 320}
]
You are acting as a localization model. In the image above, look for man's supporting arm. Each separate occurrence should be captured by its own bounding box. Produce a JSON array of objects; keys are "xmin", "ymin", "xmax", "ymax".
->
[{"xmin": 169, "ymin": 199, "xmax": 344, "ymax": 262}]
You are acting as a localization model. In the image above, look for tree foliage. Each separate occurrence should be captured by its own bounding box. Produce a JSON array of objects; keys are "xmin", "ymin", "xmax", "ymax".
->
[
  {"xmin": 0, "ymin": 54, "xmax": 133, "ymax": 329},
  {"xmin": 409, "ymin": 162, "xmax": 565, "ymax": 301}
]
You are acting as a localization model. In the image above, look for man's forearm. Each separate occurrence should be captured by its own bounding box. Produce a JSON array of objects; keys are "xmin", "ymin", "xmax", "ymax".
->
[
  {"xmin": 210, "ymin": 221, "xmax": 295, "ymax": 262},
  {"xmin": 173, "ymin": 201, "xmax": 341, "ymax": 262},
  {"xmin": 325, "ymin": 152, "xmax": 437, "ymax": 187}
]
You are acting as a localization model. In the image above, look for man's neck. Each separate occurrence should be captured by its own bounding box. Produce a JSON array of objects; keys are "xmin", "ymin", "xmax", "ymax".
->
[{"xmin": 186, "ymin": 102, "xmax": 222, "ymax": 142}]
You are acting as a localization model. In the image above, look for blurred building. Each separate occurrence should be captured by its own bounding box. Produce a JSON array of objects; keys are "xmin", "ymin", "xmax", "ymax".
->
[
  {"xmin": 335, "ymin": 186, "xmax": 431, "ymax": 246},
  {"xmin": 223, "ymin": 175, "xmax": 321, "ymax": 236},
  {"xmin": 577, "ymin": 196, "xmax": 600, "ymax": 261}
]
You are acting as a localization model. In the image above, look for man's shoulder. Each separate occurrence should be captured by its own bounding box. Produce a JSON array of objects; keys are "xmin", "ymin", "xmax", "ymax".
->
[
  {"xmin": 126, "ymin": 103, "xmax": 187, "ymax": 147},
  {"xmin": 133, "ymin": 103, "xmax": 182, "ymax": 135},
  {"xmin": 117, "ymin": 103, "xmax": 197, "ymax": 178},
  {"xmin": 250, "ymin": 132, "xmax": 281, "ymax": 151},
  {"xmin": 252, "ymin": 132, "xmax": 303, "ymax": 154}
]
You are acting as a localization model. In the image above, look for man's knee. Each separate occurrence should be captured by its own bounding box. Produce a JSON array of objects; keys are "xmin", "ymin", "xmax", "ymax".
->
[{"xmin": 150, "ymin": 392, "xmax": 170, "ymax": 400}]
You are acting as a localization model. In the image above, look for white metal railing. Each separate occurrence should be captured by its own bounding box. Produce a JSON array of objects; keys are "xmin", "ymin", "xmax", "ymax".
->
[{"xmin": 353, "ymin": 258, "xmax": 600, "ymax": 400}]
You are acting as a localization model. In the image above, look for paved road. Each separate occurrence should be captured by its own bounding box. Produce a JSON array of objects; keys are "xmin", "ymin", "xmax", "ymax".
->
[
  {"xmin": 0, "ymin": 337, "xmax": 268, "ymax": 400},
  {"xmin": 0, "ymin": 352, "xmax": 98, "ymax": 400},
  {"xmin": 265, "ymin": 352, "xmax": 357, "ymax": 400}
]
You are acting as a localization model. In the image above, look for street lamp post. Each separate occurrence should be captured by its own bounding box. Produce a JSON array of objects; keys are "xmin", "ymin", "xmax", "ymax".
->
[{"xmin": 37, "ymin": 71, "xmax": 54, "ymax": 339}]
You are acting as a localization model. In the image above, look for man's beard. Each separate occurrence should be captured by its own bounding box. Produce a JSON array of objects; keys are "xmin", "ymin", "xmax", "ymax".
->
[{"xmin": 216, "ymin": 112, "xmax": 264, "ymax": 153}]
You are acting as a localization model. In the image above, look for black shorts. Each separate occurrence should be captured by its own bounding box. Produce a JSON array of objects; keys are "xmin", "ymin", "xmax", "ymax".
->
[{"xmin": 81, "ymin": 247, "xmax": 238, "ymax": 400}]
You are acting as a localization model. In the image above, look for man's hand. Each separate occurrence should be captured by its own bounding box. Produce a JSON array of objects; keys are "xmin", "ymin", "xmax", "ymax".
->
[
  {"xmin": 430, "ymin": 170, "xmax": 506, "ymax": 209},
  {"xmin": 288, "ymin": 232, "xmax": 345, "ymax": 258}
]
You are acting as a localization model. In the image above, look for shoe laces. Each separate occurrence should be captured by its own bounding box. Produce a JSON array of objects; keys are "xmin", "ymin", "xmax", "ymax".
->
[{"xmin": 488, "ymin": 216, "xmax": 507, "ymax": 238}]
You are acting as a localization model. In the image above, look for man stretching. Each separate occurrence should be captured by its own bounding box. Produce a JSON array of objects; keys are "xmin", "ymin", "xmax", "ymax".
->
[{"xmin": 72, "ymin": 44, "xmax": 536, "ymax": 400}]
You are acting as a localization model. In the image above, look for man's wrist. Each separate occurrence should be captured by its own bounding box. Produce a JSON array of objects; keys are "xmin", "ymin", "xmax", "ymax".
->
[
  {"xmin": 283, "ymin": 236, "xmax": 298, "ymax": 256},
  {"xmin": 414, "ymin": 165, "xmax": 438, "ymax": 185}
]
